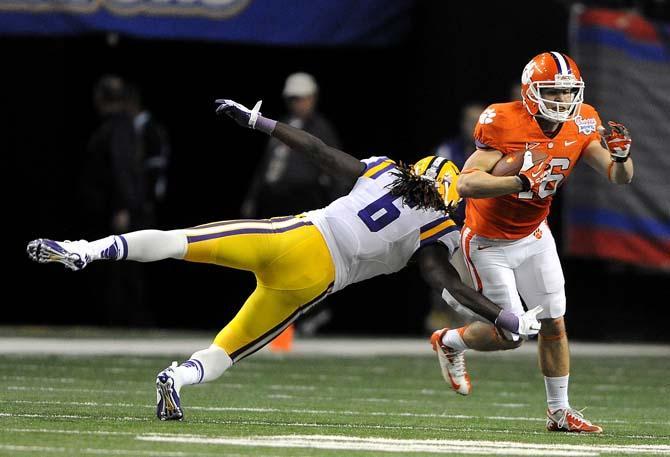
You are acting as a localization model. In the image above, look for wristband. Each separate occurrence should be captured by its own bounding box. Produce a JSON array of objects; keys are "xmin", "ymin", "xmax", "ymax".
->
[
  {"xmin": 495, "ymin": 309, "xmax": 519, "ymax": 333},
  {"xmin": 255, "ymin": 115, "xmax": 277, "ymax": 135}
]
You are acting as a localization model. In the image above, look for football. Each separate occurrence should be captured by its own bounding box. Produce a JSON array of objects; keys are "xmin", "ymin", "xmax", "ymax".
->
[{"xmin": 490, "ymin": 150, "xmax": 549, "ymax": 176}]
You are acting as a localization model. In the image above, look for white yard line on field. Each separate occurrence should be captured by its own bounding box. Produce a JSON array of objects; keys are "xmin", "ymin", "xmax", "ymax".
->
[
  {"xmin": 4, "ymin": 424, "xmax": 667, "ymax": 442},
  {"xmin": 21, "ymin": 433, "xmax": 652, "ymax": 457},
  {"xmin": 137, "ymin": 434, "xmax": 670, "ymax": 456}
]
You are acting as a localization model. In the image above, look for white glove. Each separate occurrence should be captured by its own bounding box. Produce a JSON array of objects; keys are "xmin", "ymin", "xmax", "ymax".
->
[
  {"xmin": 215, "ymin": 99, "xmax": 263, "ymax": 129},
  {"xmin": 517, "ymin": 306, "xmax": 543, "ymax": 339}
]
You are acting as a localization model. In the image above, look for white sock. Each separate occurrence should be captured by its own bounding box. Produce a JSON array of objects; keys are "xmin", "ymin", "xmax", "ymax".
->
[
  {"xmin": 88, "ymin": 231, "xmax": 187, "ymax": 262},
  {"xmin": 172, "ymin": 344, "xmax": 233, "ymax": 389},
  {"xmin": 120, "ymin": 230, "xmax": 187, "ymax": 262},
  {"xmin": 88, "ymin": 235, "xmax": 124, "ymax": 261},
  {"xmin": 545, "ymin": 374, "xmax": 570, "ymax": 411},
  {"xmin": 442, "ymin": 328, "xmax": 468, "ymax": 351}
]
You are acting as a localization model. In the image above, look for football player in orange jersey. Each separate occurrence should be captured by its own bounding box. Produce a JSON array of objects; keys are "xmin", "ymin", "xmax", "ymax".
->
[{"xmin": 432, "ymin": 52, "xmax": 633, "ymax": 433}]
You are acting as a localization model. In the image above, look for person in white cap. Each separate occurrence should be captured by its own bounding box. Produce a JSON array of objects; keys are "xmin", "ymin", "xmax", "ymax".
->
[{"xmin": 282, "ymin": 72, "xmax": 319, "ymax": 119}]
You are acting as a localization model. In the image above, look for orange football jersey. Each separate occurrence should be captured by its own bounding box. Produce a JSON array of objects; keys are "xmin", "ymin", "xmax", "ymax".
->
[{"xmin": 465, "ymin": 101, "xmax": 602, "ymax": 239}]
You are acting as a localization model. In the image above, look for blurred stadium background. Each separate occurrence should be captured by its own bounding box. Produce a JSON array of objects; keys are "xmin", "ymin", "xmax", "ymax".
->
[{"xmin": 2, "ymin": 0, "xmax": 669, "ymax": 455}]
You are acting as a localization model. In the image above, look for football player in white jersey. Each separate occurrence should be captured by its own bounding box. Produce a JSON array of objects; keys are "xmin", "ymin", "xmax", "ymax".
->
[{"xmin": 26, "ymin": 98, "xmax": 542, "ymax": 421}]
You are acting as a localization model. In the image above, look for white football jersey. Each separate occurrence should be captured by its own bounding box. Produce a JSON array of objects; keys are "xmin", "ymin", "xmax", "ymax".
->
[{"xmin": 306, "ymin": 157, "xmax": 460, "ymax": 292}]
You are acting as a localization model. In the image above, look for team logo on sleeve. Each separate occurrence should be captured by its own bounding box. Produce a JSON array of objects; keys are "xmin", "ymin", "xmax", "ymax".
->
[
  {"xmin": 574, "ymin": 115, "xmax": 596, "ymax": 135},
  {"xmin": 479, "ymin": 108, "xmax": 496, "ymax": 125}
]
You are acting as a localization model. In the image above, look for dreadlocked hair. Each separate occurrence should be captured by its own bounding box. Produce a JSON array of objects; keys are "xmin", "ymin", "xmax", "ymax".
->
[{"xmin": 388, "ymin": 161, "xmax": 451, "ymax": 215}]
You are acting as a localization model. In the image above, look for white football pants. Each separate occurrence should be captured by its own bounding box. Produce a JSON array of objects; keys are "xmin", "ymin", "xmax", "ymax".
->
[{"xmin": 460, "ymin": 221, "xmax": 566, "ymax": 322}]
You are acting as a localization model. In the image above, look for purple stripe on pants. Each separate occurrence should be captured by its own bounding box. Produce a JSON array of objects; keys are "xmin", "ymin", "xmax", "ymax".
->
[
  {"xmin": 190, "ymin": 219, "xmax": 264, "ymax": 230},
  {"xmin": 187, "ymin": 220, "xmax": 313, "ymax": 244},
  {"xmin": 229, "ymin": 282, "xmax": 334, "ymax": 362}
]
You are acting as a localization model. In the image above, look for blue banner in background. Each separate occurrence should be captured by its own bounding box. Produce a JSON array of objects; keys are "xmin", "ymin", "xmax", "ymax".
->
[
  {"xmin": 0, "ymin": 0, "xmax": 413, "ymax": 45},
  {"xmin": 565, "ymin": 7, "xmax": 670, "ymax": 270}
]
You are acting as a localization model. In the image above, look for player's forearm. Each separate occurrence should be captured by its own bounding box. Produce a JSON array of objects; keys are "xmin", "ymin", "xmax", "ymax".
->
[
  {"xmin": 416, "ymin": 245, "xmax": 500, "ymax": 323},
  {"xmin": 272, "ymin": 122, "xmax": 327, "ymax": 159},
  {"xmin": 608, "ymin": 159, "xmax": 634, "ymax": 184},
  {"xmin": 445, "ymin": 284, "xmax": 525, "ymax": 334},
  {"xmin": 416, "ymin": 245, "xmax": 522, "ymax": 333},
  {"xmin": 272, "ymin": 122, "xmax": 364, "ymax": 183},
  {"xmin": 457, "ymin": 170, "xmax": 524, "ymax": 198},
  {"xmin": 272, "ymin": 123, "xmax": 344, "ymax": 174},
  {"xmin": 445, "ymin": 281, "xmax": 502, "ymax": 323}
]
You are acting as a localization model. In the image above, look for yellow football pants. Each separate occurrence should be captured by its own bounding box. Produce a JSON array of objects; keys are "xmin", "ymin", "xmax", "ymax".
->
[{"xmin": 183, "ymin": 216, "xmax": 335, "ymax": 362}]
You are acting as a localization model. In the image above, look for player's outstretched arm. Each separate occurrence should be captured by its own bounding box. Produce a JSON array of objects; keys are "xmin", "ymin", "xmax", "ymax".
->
[
  {"xmin": 583, "ymin": 121, "xmax": 634, "ymax": 184},
  {"xmin": 215, "ymin": 99, "xmax": 365, "ymax": 185},
  {"xmin": 271, "ymin": 123, "xmax": 365, "ymax": 183},
  {"xmin": 415, "ymin": 243, "xmax": 540, "ymax": 337}
]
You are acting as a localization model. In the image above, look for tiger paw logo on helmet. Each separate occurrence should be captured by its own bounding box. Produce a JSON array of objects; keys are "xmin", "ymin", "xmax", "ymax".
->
[
  {"xmin": 521, "ymin": 51, "xmax": 585, "ymax": 123},
  {"xmin": 479, "ymin": 108, "xmax": 496, "ymax": 125},
  {"xmin": 521, "ymin": 61, "xmax": 539, "ymax": 85}
]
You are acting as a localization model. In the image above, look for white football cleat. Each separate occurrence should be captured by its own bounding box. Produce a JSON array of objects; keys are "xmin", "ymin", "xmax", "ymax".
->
[
  {"xmin": 546, "ymin": 407, "xmax": 603, "ymax": 433},
  {"xmin": 430, "ymin": 328, "xmax": 472, "ymax": 395},
  {"xmin": 26, "ymin": 238, "xmax": 91, "ymax": 271},
  {"xmin": 156, "ymin": 362, "xmax": 184, "ymax": 421}
]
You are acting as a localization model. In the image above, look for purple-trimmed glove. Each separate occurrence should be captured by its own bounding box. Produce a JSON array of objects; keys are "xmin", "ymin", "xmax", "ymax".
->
[
  {"xmin": 215, "ymin": 99, "xmax": 277, "ymax": 134},
  {"xmin": 495, "ymin": 306, "xmax": 543, "ymax": 340}
]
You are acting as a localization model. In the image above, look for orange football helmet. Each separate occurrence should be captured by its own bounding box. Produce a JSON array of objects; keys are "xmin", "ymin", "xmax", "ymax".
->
[{"xmin": 521, "ymin": 51, "xmax": 585, "ymax": 123}]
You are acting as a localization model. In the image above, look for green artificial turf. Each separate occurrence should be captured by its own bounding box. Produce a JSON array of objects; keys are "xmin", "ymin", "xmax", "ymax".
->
[{"xmin": 0, "ymin": 352, "xmax": 668, "ymax": 456}]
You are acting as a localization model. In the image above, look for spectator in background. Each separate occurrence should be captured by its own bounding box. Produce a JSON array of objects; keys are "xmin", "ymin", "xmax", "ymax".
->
[
  {"xmin": 425, "ymin": 101, "xmax": 485, "ymax": 332},
  {"xmin": 84, "ymin": 75, "xmax": 144, "ymax": 234},
  {"xmin": 126, "ymin": 83, "xmax": 171, "ymax": 227},
  {"xmin": 241, "ymin": 72, "xmax": 345, "ymax": 219},
  {"xmin": 81, "ymin": 75, "xmax": 151, "ymax": 326}
]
